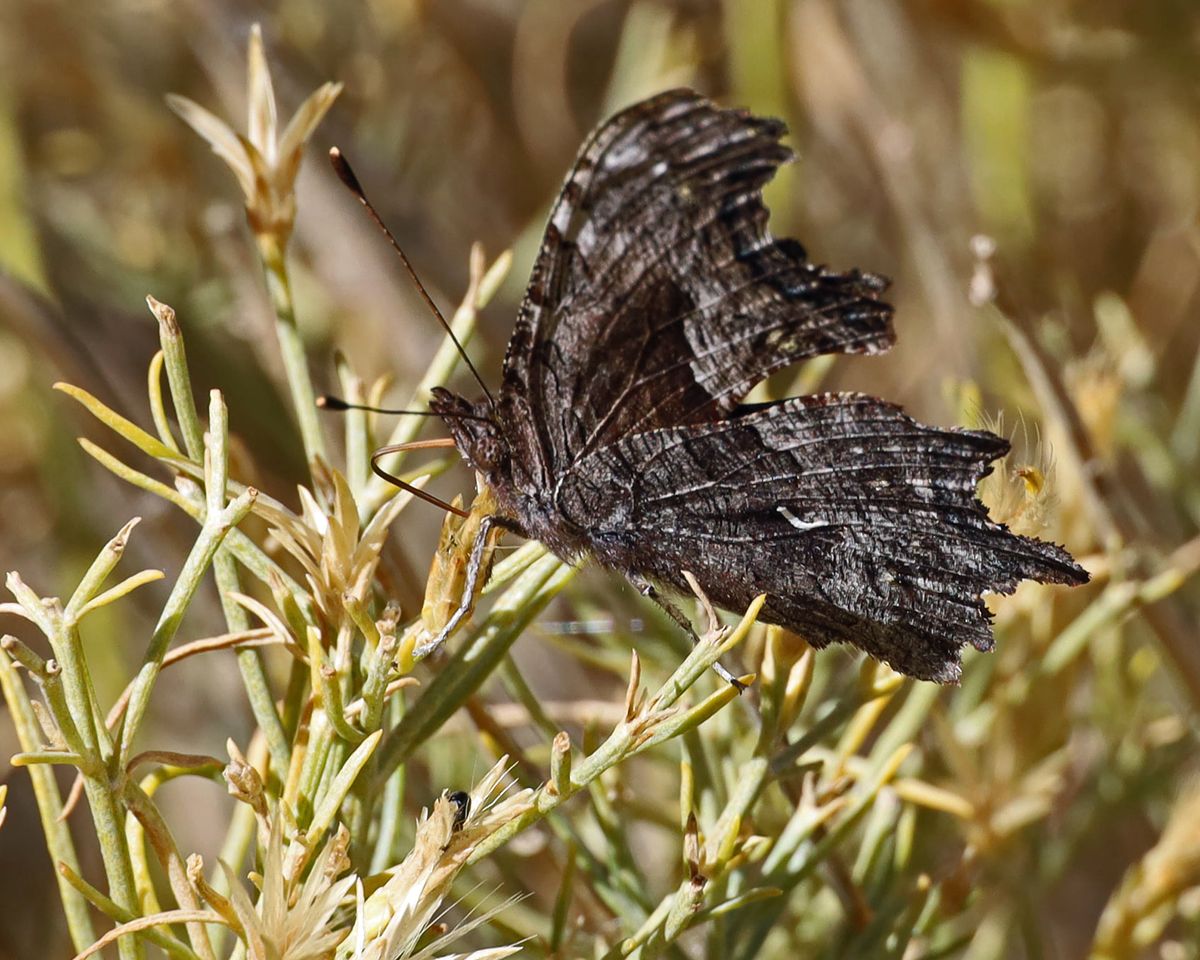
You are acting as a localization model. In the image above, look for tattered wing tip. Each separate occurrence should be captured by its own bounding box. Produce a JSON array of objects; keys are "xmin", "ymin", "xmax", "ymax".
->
[
  {"xmin": 937, "ymin": 661, "xmax": 963, "ymax": 685},
  {"xmin": 887, "ymin": 648, "xmax": 963, "ymax": 685},
  {"xmin": 1024, "ymin": 536, "xmax": 1091, "ymax": 587}
]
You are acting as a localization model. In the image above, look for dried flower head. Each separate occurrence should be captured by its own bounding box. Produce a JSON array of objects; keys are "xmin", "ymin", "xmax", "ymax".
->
[
  {"xmin": 344, "ymin": 757, "xmax": 530, "ymax": 960},
  {"xmin": 258, "ymin": 472, "xmax": 413, "ymax": 628},
  {"xmin": 225, "ymin": 737, "xmax": 268, "ymax": 820},
  {"xmin": 168, "ymin": 24, "xmax": 341, "ymax": 244},
  {"xmin": 201, "ymin": 813, "xmax": 356, "ymax": 960},
  {"xmin": 1065, "ymin": 349, "xmax": 1123, "ymax": 461},
  {"xmin": 976, "ymin": 414, "xmax": 1060, "ymax": 539}
]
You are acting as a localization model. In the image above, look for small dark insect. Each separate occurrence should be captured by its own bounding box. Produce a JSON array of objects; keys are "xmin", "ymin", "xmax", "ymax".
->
[
  {"xmin": 446, "ymin": 789, "xmax": 471, "ymax": 832},
  {"xmin": 335, "ymin": 89, "xmax": 1088, "ymax": 684}
]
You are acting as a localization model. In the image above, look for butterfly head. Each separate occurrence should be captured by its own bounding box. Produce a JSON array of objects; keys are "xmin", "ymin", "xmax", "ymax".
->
[{"xmin": 429, "ymin": 387, "xmax": 509, "ymax": 479}]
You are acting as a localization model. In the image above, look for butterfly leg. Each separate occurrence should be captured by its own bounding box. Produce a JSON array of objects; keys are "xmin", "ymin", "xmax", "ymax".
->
[
  {"xmin": 632, "ymin": 576, "xmax": 746, "ymax": 691},
  {"xmin": 414, "ymin": 514, "xmax": 504, "ymax": 660}
]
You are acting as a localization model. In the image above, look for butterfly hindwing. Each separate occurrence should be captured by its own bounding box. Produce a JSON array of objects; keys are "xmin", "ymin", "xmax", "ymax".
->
[{"xmin": 554, "ymin": 393, "xmax": 1086, "ymax": 681}]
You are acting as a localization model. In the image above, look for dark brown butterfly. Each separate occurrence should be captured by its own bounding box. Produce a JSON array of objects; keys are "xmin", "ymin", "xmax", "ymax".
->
[{"xmin": 388, "ymin": 89, "xmax": 1088, "ymax": 683}]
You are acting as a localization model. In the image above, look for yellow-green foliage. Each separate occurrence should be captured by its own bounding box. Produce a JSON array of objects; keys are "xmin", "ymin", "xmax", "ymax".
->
[{"xmin": 2, "ymin": 5, "xmax": 1199, "ymax": 960}]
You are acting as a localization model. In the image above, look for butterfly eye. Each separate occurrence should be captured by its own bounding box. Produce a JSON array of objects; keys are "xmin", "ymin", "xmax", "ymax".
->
[{"xmin": 463, "ymin": 429, "xmax": 508, "ymax": 476}]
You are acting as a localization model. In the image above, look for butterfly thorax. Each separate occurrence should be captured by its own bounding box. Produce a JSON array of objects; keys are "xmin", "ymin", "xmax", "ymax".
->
[{"xmin": 430, "ymin": 386, "xmax": 599, "ymax": 560}]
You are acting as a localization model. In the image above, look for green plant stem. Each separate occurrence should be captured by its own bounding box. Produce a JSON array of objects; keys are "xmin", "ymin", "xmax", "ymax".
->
[
  {"xmin": 124, "ymin": 783, "xmax": 217, "ymax": 960},
  {"xmin": 150, "ymin": 297, "xmax": 205, "ymax": 463},
  {"xmin": 125, "ymin": 783, "xmax": 162, "ymax": 919},
  {"xmin": 294, "ymin": 709, "xmax": 335, "ymax": 826},
  {"xmin": 4, "ymin": 580, "xmax": 95, "ymax": 767},
  {"xmin": 468, "ymin": 600, "xmax": 761, "ymax": 867},
  {"xmin": 360, "ymin": 630, "xmax": 400, "ymax": 735},
  {"xmin": 82, "ymin": 773, "xmax": 146, "ymax": 960},
  {"xmin": 308, "ymin": 731, "xmax": 382, "ymax": 851},
  {"xmin": 334, "ymin": 353, "xmax": 370, "ymax": 506},
  {"xmin": 369, "ymin": 697, "xmax": 407, "ymax": 874},
  {"xmin": 4, "ymin": 574, "xmax": 145, "ymax": 960},
  {"xmin": 57, "ymin": 862, "xmax": 202, "ymax": 960},
  {"xmin": 706, "ymin": 755, "xmax": 770, "ymax": 865},
  {"xmin": 317, "ymin": 657, "xmax": 363, "ymax": 744},
  {"xmin": 373, "ymin": 554, "xmax": 577, "ymax": 787},
  {"xmin": 10, "ymin": 750, "xmax": 84, "ymax": 766},
  {"xmin": 147, "ymin": 350, "xmax": 182, "ymax": 453},
  {"xmin": 66, "ymin": 518, "xmax": 138, "ymax": 620},
  {"xmin": 119, "ymin": 485, "xmax": 256, "ymax": 764},
  {"xmin": 257, "ymin": 235, "xmax": 326, "ymax": 472},
  {"xmin": 153, "ymin": 296, "xmax": 290, "ymax": 774},
  {"xmin": 0, "ymin": 646, "xmax": 97, "ymax": 952},
  {"xmin": 218, "ymin": 556, "xmax": 292, "ymax": 776},
  {"xmin": 57, "ymin": 622, "xmax": 112, "ymax": 763}
]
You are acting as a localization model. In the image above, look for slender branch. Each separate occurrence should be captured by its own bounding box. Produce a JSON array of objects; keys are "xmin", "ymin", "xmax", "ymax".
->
[
  {"xmin": 0, "ymin": 647, "xmax": 96, "ymax": 951},
  {"xmin": 257, "ymin": 233, "xmax": 327, "ymax": 472},
  {"xmin": 119, "ymin": 396, "xmax": 258, "ymax": 763}
]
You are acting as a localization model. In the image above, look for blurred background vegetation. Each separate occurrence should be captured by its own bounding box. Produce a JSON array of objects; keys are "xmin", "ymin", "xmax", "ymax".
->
[{"xmin": 2, "ymin": 1, "xmax": 1200, "ymax": 958}]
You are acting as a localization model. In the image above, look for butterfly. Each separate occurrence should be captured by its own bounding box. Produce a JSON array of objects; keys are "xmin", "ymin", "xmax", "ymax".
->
[{"xmin": 400, "ymin": 88, "xmax": 1087, "ymax": 683}]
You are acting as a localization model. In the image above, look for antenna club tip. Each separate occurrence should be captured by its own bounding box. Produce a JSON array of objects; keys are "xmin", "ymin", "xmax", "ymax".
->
[
  {"xmin": 316, "ymin": 394, "xmax": 349, "ymax": 411},
  {"xmin": 329, "ymin": 147, "xmax": 364, "ymax": 195}
]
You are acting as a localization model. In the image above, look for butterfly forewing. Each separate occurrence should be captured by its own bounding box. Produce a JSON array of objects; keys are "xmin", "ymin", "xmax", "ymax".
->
[{"xmin": 501, "ymin": 89, "xmax": 895, "ymax": 483}]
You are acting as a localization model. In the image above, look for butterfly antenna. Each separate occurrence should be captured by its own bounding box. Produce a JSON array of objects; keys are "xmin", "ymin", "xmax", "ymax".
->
[
  {"xmin": 329, "ymin": 147, "xmax": 495, "ymax": 407},
  {"xmin": 317, "ymin": 393, "xmax": 494, "ymax": 423},
  {"xmin": 370, "ymin": 442, "xmax": 470, "ymax": 518},
  {"xmin": 317, "ymin": 394, "xmax": 442, "ymax": 417}
]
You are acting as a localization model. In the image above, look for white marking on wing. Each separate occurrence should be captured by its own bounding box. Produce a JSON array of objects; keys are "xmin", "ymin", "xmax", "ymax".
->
[{"xmin": 778, "ymin": 505, "xmax": 828, "ymax": 531}]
